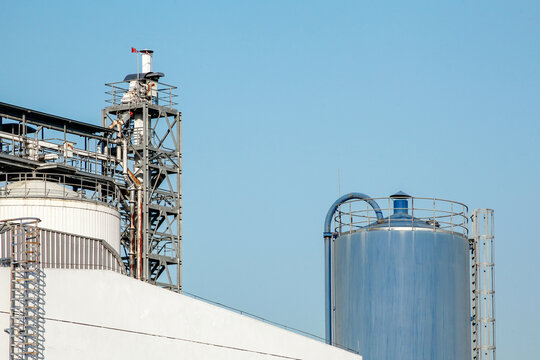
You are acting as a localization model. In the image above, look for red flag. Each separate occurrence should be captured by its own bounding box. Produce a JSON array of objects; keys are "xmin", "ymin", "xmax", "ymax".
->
[{"xmin": 131, "ymin": 47, "xmax": 138, "ymax": 53}]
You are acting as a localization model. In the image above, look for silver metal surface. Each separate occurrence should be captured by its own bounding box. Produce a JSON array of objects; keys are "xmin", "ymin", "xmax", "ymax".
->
[
  {"xmin": 326, "ymin": 196, "xmax": 471, "ymax": 359},
  {"xmin": 333, "ymin": 228, "xmax": 471, "ymax": 359},
  {"xmin": 471, "ymin": 209, "xmax": 495, "ymax": 360}
]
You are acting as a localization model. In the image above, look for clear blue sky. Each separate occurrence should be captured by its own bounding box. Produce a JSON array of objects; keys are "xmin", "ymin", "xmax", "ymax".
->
[{"xmin": 2, "ymin": 1, "xmax": 539, "ymax": 358}]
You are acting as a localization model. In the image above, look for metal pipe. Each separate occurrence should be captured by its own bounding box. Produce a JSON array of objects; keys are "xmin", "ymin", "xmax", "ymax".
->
[
  {"xmin": 107, "ymin": 119, "xmax": 123, "ymax": 136},
  {"xmin": 129, "ymin": 190, "xmax": 135, "ymax": 277},
  {"xmin": 124, "ymin": 137, "xmax": 140, "ymax": 280},
  {"xmin": 122, "ymin": 138, "xmax": 128, "ymax": 180},
  {"xmin": 324, "ymin": 234, "xmax": 333, "ymax": 344},
  {"xmin": 137, "ymin": 188, "xmax": 143, "ymax": 280},
  {"xmin": 323, "ymin": 192, "xmax": 383, "ymax": 236},
  {"xmin": 323, "ymin": 192, "xmax": 382, "ymax": 346}
]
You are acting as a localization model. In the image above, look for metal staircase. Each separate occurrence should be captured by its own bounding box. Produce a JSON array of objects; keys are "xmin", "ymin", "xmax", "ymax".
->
[{"xmin": 103, "ymin": 79, "xmax": 182, "ymax": 292}]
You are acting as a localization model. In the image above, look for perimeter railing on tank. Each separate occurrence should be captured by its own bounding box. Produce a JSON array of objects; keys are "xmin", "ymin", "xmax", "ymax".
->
[
  {"xmin": 0, "ymin": 172, "xmax": 121, "ymax": 209},
  {"xmin": 105, "ymin": 81, "xmax": 178, "ymax": 108},
  {"xmin": 0, "ymin": 227, "xmax": 125, "ymax": 274},
  {"xmin": 334, "ymin": 197, "xmax": 468, "ymax": 237}
]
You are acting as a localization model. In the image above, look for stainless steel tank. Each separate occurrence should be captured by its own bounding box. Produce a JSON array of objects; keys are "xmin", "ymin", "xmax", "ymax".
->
[{"xmin": 324, "ymin": 192, "xmax": 471, "ymax": 360}]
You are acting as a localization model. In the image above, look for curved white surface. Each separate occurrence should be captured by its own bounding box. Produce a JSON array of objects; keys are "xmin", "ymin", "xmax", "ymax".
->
[
  {"xmin": 2, "ymin": 180, "xmax": 80, "ymax": 198},
  {"xmin": 0, "ymin": 197, "xmax": 120, "ymax": 252}
]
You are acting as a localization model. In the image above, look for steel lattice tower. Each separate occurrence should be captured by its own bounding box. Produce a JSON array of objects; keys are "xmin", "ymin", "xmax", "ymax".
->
[{"xmin": 102, "ymin": 49, "xmax": 182, "ymax": 291}]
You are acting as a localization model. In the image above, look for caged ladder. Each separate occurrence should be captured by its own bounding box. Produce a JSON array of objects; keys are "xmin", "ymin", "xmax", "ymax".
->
[
  {"xmin": 470, "ymin": 209, "xmax": 496, "ymax": 360},
  {"xmin": 7, "ymin": 218, "xmax": 43, "ymax": 360}
]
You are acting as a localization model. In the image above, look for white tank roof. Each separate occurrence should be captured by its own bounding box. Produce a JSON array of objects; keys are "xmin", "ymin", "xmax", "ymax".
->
[
  {"xmin": 0, "ymin": 180, "xmax": 121, "ymax": 251},
  {"xmin": 1, "ymin": 180, "xmax": 79, "ymax": 198}
]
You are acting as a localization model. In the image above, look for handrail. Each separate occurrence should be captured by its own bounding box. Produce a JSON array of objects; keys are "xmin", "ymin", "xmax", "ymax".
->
[
  {"xmin": 0, "ymin": 172, "xmax": 120, "ymax": 210},
  {"xmin": 0, "ymin": 226, "xmax": 125, "ymax": 274},
  {"xmin": 331, "ymin": 196, "xmax": 469, "ymax": 237},
  {"xmin": 323, "ymin": 193, "xmax": 383, "ymax": 237},
  {"xmin": 105, "ymin": 80, "xmax": 178, "ymax": 108}
]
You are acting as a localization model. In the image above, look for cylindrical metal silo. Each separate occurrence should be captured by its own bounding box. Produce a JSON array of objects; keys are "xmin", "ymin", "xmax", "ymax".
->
[
  {"xmin": 324, "ymin": 192, "xmax": 471, "ymax": 360},
  {"xmin": 0, "ymin": 179, "xmax": 121, "ymax": 251}
]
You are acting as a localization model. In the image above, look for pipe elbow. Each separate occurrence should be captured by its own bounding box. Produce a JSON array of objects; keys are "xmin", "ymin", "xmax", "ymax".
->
[{"xmin": 323, "ymin": 192, "xmax": 383, "ymax": 235}]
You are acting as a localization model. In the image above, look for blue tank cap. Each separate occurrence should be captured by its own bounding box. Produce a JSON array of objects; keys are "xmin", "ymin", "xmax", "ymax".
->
[
  {"xmin": 390, "ymin": 191, "xmax": 410, "ymax": 215},
  {"xmin": 390, "ymin": 191, "xmax": 411, "ymax": 198}
]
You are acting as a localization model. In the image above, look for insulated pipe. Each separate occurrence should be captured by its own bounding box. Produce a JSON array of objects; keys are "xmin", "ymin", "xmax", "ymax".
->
[
  {"xmin": 122, "ymin": 139, "xmax": 128, "ymax": 179},
  {"xmin": 323, "ymin": 192, "xmax": 383, "ymax": 346},
  {"xmin": 108, "ymin": 119, "xmax": 123, "ymax": 136}
]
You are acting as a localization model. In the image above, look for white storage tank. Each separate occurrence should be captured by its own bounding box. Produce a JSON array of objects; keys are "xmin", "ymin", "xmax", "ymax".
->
[{"xmin": 0, "ymin": 180, "xmax": 120, "ymax": 251}]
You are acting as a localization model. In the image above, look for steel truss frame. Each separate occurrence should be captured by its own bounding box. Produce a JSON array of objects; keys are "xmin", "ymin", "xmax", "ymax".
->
[
  {"xmin": 0, "ymin": 97, "xmax": 182, "ymax": 292},
  {"xmin": 102, "ymin": 102, "xmax": 181, "ymax": 292}
]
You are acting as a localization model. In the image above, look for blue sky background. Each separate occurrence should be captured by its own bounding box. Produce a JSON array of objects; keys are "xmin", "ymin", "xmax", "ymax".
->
[{"xmin": 2, "ymin": 1, "xmax": 539, "ymax": 357}]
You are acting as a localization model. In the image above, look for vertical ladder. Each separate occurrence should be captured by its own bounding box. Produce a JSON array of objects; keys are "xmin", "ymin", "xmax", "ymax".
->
[
  {"xmin": 9, "ymin": 218, "xmax": 42, "ymax": 360},
  {"xmin": 471, "ymin": 209, "xmax": 495, "ymax": 360}
]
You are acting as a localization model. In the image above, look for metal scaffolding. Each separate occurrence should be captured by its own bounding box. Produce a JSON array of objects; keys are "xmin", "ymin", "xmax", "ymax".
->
[
  {"xmin": 103, "ymin": 79, "xmax": 182, "ymax": 292},
  {"xmin": 471, "ymin": 209, "xmax": 496, "ymax": 360},
  {"xmin": 5, "ymin": 217, "xmax": 43, "ymax": 360},
  {"xmin": 0, "ymin": 58, "xmax": 182, "ymax": 292}
]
